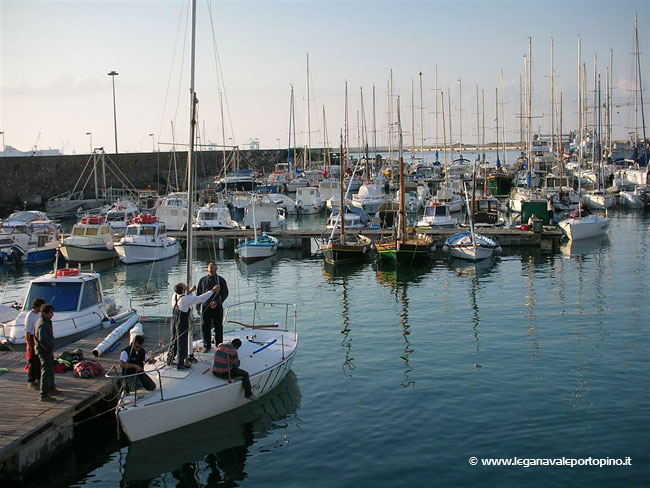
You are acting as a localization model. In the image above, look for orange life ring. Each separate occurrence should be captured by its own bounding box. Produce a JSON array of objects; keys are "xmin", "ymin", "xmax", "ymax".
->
[{"xmin": 56, "ymin": 268, "xmax": 80, "ymax": 277}]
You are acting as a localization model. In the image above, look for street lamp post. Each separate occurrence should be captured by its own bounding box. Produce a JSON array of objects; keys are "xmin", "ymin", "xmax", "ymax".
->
[
  {"xmin": 86, "ymin": 132, "xmax": 93, "ymax": 154},
  {"xmin": 0, "ymin": 132, "xmax": 5, "ymax": 157},
  {"xmin": 149, "ymin": 133, "xmax": 155, "ymax": 152},
  {"xmin": 107, "ymin": 70, "xmax": 119, "ymax": 156}
]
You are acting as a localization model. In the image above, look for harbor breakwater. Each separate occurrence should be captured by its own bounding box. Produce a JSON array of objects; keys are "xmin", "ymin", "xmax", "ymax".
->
[{"xmin": 0, "ymin": 149, "xmax": 291, "ymax": 211}]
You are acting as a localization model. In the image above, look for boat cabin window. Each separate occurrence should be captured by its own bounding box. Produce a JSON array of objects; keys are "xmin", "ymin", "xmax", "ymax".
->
[
  {"xmin": 101, "ymin": 226, "xmax": 110, "ymax": 234},
  {"xmin": 72, "ymin": 226, "xmax": 84, "ymax": 236},
  {"xmin": 126, "ymin": 226, "xmax": 138, "ymax": 236},
  {"xmin": 141, "ymin": 226, "xmax": 156, "ymax": 236},
  {"xmin": 201, "ymin": 212, "xmax": 215, "ymax": 220},
  {"xmin": 159, "ymin": 225, "xmax": 166, "ymax": 234},
  {"xmin": 25, "ymin": 282, "xmax": 81, "ymax": 312},
  {"xmin": 79, "ymin": 279, "xmax": 102, "ymax": 309},
  {"xmin": 106, "ymin": 213, "xmax": 125, "ymax": 222},
  {"xmin": 85, "ymin": 228, "xmax": 98, "ymax": 236}
]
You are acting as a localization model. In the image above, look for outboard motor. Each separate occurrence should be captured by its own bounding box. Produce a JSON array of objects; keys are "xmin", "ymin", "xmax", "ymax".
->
[{"xmin": 7, "ymin": 245, "xmax": 24, "ymax": 264}]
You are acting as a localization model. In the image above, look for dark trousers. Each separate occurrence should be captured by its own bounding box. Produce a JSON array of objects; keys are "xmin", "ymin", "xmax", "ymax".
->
[
  {"xmin": 27, "ymin": 352, "xmax": 41, "ymax": 384},
  {"xmin": 125, "ymin": 372, "xmax": 156, "ymax": 392},
  {"xmin": 201, "ymin": 307, "xmax": 223, "ymax": 348},
  {"xmin": 38, "ymin": 352, "xmax": 55, "ymax": 397},
  {"xmin": 168, "ymin": 311, "xmax": 189, "ymax": 366},
  {"xmin": 213, "ymin": 367, "xmax": 252, "ymax": 396}
]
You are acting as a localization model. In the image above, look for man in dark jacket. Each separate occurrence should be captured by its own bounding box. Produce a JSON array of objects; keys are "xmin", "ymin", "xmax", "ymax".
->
[
  {"xmin": 35, "ymin": 304, "xmax": 60, "ymax": 402},
  {"xmin": 120, "ymin": 335, "xmax": 157, "ymax": 392},
  {"xmin": 196, "ymin": 261, "xmax": 229, "ymax": 351}
]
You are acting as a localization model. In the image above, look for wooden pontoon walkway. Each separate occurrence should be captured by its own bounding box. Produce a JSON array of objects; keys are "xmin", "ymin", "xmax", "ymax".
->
[{"xmin": 0, "ymin": 318, "xmax": 173, "ymax": 481}]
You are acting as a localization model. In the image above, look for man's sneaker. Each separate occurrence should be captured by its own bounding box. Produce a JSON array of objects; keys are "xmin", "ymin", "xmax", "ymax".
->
[
  {"xmin": 28, "ymin": 382, "xmax": 39, "ymax": 390},
  {"xmin": 49, "ymin": 388, "xmax": 62, "ymax": 395},
  {"xmin": 40, "ymin": 395, "xmax": 56, "ymax": 402}
]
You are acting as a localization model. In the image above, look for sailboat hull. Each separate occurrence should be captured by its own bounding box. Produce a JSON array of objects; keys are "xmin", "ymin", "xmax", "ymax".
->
[
  {"xmin": 375, "ymin": 238, "xmax": 434, "ymax": 262},
  {"xmin": 558, "ymin": 215, "xmax": 609, "ymax": 240},
  {"xmin": 321, "ymin": 237, "xmax": 372, "ymax": 265}
]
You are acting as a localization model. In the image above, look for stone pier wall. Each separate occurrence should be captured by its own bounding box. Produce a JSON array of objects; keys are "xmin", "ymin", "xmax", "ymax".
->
[{"xmin": 0, "ymin": 149, "xmax": 293, "ymax": 211}]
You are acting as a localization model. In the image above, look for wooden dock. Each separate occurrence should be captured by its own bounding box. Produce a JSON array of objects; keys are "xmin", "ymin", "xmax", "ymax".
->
[
  {"xmin": 0, "ymin": 319, "xmax": 173, "ymax": 481},
  {"xmin": 168, "ymin": 226, "xmax": 564, "ymax": 252}
]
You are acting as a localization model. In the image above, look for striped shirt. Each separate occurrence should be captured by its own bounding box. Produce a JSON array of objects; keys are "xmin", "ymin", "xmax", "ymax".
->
[{"xmin": 212, "ymin": 342, "xmax": 240, "ymax": 373}]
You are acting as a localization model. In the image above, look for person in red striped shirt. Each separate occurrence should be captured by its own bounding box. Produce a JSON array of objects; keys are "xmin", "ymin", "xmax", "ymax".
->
[{"xmin": 212, "ymin": 338, "xmax": 256, "ymax": 400}]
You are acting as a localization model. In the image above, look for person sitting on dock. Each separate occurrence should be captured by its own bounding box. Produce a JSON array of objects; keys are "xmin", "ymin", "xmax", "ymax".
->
[
  {"xmin": 168, "ymin": 282, "xmax": 220, "ymax": 370},
  {"xmin": 24, "ymin": 297, "xmax": 45, "ymax": 390},
  {"xmin": 212, "ymin": 338, "xmax": 256, "ymax": 400},
  {"xmin": 34, "ymin": 304, "xmax": 61, "ymax": 402},
  {"xmin": 120, "ymin": 335, "xmax": 156, "ymax": 392}
]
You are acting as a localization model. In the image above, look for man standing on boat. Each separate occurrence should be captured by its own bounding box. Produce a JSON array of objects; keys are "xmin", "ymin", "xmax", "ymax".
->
[
  {"xmin": 169, "ymin": 282, "xmax": 220, "ymax": 370},
  {"xmin": 24, "ymin": 297, "xmax": 45, "ymax": 390},
  {"xmin": 196, "ymin": 261, "xmax": 229, "ymax": 352},
  {"xmin": 35, "ymin": 304, "xmax": 61, "ymax": 402}
]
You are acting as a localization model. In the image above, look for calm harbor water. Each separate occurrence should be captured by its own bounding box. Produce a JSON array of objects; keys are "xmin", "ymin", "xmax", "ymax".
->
[{"xmin": 3, "ymin": 208, "xmax": 649, "ymax": 487}]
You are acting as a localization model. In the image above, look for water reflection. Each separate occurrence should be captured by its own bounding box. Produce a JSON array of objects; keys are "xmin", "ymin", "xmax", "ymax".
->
[
  {"xmin": 374, "ymin": 261, "xmax": 433, "ymax": 387},
  {"xmin": 236, "ymin": 253, "xmax": 278, "ymax": 276},
  {"xmin": 561, "ymin": 235, "xmax": 609, "ymax": 258},
  {"xmin": 447, "ymin": 257, "xmax": 495, "ymax": 279},
  {"xmin": 120, "ymin": 371, "xmax": 301, "ymax": 486},
  {"xmin": 322, "ymin": 261, "xmax": 366, "ymax": 377}
]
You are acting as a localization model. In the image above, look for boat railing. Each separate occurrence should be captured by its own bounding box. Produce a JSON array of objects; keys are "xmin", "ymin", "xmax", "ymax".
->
[
  {"xmin": 224, "ymin": 300, "xmax": 297, "ymax": 337},
  {"xmin": 105, "ymin": 365, "xmax": 165, "ymax": 405}
]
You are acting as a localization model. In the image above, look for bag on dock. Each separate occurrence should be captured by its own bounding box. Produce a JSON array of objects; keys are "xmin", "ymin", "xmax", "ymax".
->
[
  {"xmin": 73, "ymin": 360, "xmax": 105, "ymax": 379},
  {"xmin": 58, "ymin": 348, "xmax": 84, "ymax": 365}
]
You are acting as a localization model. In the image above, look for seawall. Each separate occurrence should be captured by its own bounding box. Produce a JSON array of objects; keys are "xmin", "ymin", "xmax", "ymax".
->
[{"xmin": 0, "ymin": 149, "xmax": 290, "ymax": 211}]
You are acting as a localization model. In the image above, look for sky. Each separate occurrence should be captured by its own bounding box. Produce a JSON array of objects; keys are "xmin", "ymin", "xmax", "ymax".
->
[{"xmin": 1, "ymin": 0, "xmax": 649, "ymax": 154}]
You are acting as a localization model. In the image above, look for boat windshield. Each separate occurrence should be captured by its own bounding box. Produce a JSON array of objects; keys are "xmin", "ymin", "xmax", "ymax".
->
[{"xmin": 25, "ymin": 282, "xmax": 81, "ymax": 312}]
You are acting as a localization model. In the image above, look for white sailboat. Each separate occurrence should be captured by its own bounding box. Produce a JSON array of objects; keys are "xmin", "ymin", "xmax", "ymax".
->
[
  {"xmin": 110, "ymin": 0, "xmax": 297, "ymax": 442},
  {"xmin": 235, "ymin": 196, "xmax": 279, "ymax": 262}
]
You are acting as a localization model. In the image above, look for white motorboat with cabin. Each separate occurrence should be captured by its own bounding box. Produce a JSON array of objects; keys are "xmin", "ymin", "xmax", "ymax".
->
[
  {"xmin": 193, "ymin": 201, "xmax": 239, "ymax": 249},
  {"xmin": 105, "ymin": 201, "xmax": 139, "ymax": 233},
  {"xmin": 0, "ymin": 211, "xmax": 60, "ymax": 265},
  {"xmin": 155, "ymin": 192, "xmax": 189, "ymax": 231},
  {"xmin": 59, "ymin": 215, "xmax": 117, "ymax": 263},
  {"xmin": 351, "ymin": 183, "xmax": 388, "ymax": 215},
  {"xmin": 0, "ymin": 267, "xmax": 138, "ymax": 348},
  {"xmin": 114, "ymin": 214, "xmax": 180, "ymax": 264},
  {"xmin": 240, "ymin": 195, "xmax": 286, "ymax": 230},
  {"xmin": 417, "ymin": 202, "xmax": 457, "ymax": 228},
  {"xmin": 265, "ymin": 193, "xmax": 297, "ymax": 215},
  {"xmin": 431, "ymin": 188, "xmax": 463, "ymax": 213},
  {"xmin": 295, "ymin": 186, "xmax": 325, "ymax": 215}
]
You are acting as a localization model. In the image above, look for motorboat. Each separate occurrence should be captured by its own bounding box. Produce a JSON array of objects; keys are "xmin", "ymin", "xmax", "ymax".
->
[
  {"xmin": 109, "ymin": 300, "xmax": 298, "ymax": 442},
  {"xmin": 471, "ymin": 196, "xmax": 505, "ymax": 227},
  {"xmin": 105, "ymin": 201, "xmax": 139, "ymax": 233},
  {"xmin": 235, "ymin": 232, "xmax": 279, "ymax": 262},
  {"xmin": 265, "ymin": 193, "xmax": 297, "ymax": 216},
  {"xmin": 326, "ymin": 210, "xmax": 367, "ymax": 229},
  {"xmin": 619, "ymin": 186, "xmax": 648, "ymax": 209},
  {"xmin": 417, "ymin": 202, "xmax": 457, "ymax": 228},
  {"xmin": 59, "ymin": 215, "xmax": 117, "ymax": 263},
  {"xmin": 351, "ymin": 183, "xmax": 388, "ymax": 215},
  {"xmin": 318, "ymin": 178, "xmax": 339, "ymax": 202},
  {"xmin": 240, "ymin": 195, "xmax": 286, "ymax": 230},
  {"xmin": 0, "ymin": 267, "xmax": 138, "ymax": 349},
  {"xmin": 0, "ymin": 211, "xmax": 60, "ymax": 265},
  {"xmin": 431, "ymin": 188, "xmax": 464, "ymax": 213},
  {"xmin": 581, "ymin": 189, "xmax": 615, "ymax": 210},
  {"xmin": 193, "ymin": 201, "xmax": 239, "ymax": 231},
  {"xmin": 295, "ymin": 186, "xmax": 325, "ymax": 215},
  {"xmin": 114, "ymin": 214, "xmax": 180, "ymax": 264},
  {"xmin": 285, "ymin": 175, "xmax": 310, "ymax": 193},
  {"xmin": 154, "ymin": 192, "xmax": 189, "ymax": 231}
]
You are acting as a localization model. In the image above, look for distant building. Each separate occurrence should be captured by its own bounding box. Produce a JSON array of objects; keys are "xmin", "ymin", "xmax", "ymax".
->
[{"xmin": 245, "ymin": 138, "xmax": 260, "ymax": 150}]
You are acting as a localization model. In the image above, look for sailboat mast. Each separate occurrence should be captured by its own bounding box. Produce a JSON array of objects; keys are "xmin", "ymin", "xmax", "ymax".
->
[
  {"xmin": 550, "ymin": 38, "xmax": 555, "ymax": 157},
  {"xmin": 397, "ymin": 96, "xmax": 405, "ymax": 242},
  {"xmin": 372, "ymin": 84, "xmax": 377, "ymax": 159},
  {"xmin": 339, "ymin": 131, "xmax": 345, "ymax": 239},
  {"xmin": 441, "ymin": 91, "xmax": 448, "ymax": 188},
  {"xmin": 419, "ymin": 72, "xmax": 424, "ymax": 158},
  {"xmin": 635, "ymin": 13, "xmax": 648, "ymax": 146},
  {"xmin": 411, "ymin": 78, "xmax": 415, "ymax": 164},
  {"xmin": 500, "ymin": 69, "xmax": 507, "ymax": 166},
  {"xmin": 287, "ymin": 86, "xmax": 294, "ymax": 169},
  {"xmin": 185, "ymin": 0, "xmax": 197, "ymax": 285},
  {"xmin": 220, "ymin": 91, "xmax": 227, "ymax": 180},
  {"xmin": 434, "ymin": 65, "xmax": 439, "ymax": 152},
  {"xmin": 458, "ymin": 78, "xmax": 463, "ymax": 159},
  {"xmin": 495, "ymin": 87, "xmax": 500, "ymax": 166},
  {"xmin": 305, "ymin": 53, "xmax": 312, "ymax": 170}
]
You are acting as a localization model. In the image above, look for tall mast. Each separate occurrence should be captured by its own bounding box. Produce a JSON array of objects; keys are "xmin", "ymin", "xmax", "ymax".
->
[
  {"xmin": 458, "ymin": 77, "xmax": 463, "ymax": 159},
  {"xmin": 495, "ymin": 88, "xmax": 500, "ymax": 168},
  {"xmin": 447, "ymin": 87, "xmax": 453, "ymax": 162},
  {"xmin": 500, "ymin": 69, "xmax": 507, "ymax": 166},
  {"xmin": 397, "ymin": 96, "xmax": 405, "ymax": 242},
  {"xmin": 305, "ymin": 53, "xmax": 312, "ymax": 170},
  {"xmin": 411, "ymin": 78, "xmax": 415, "ymax": 163},
  {"xmin": 339, "ymin": 130, "xmax": 345, "ymax": 239},
  {"xmin": 287, "ymin": 86, "xmax": 294, "ymax": 169},
  {"xmin": 372, "ymin": 84, "xmax": 377, "ymax": 158},
  {"xmin": 322, "ymin": 106, "xmax": 330, "ymax": 172},
  {"xmin": 635, "ymin": 12, "xmax": 648, "ymax": 147},
  {"xmin": 550, "ymin": 38, "xmax": 555, "ymax": 158},
  {"xmin": 220, "ymin": 91, "xmax": 227, "ymax": 180},
  {"xmin": 441, "ymin": 91, "xmax": 448, "ymax": 188},
  {"xmin": 434, "ymin": 65, "xmax": 439, "ymax": 152},
  {"xmin": 185, "ymin": 0, "xmax": 198, "ymax": 285},
  {"xmin": 419, "ymin": 71, "xmax": 424, "ymax": 159}
]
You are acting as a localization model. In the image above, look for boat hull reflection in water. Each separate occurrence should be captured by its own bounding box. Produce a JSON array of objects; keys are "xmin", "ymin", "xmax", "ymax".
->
[{"xmin": 122, "ymin": 371, "xmax": 301, "ymax": 483}]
